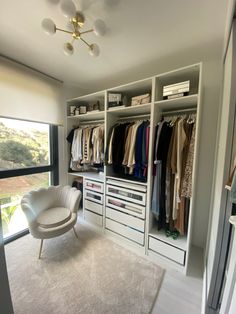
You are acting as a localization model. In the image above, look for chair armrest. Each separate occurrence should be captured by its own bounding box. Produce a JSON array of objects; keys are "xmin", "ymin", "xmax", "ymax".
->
[
  {"xmin": 21, "ymin": 201, "xmax": 38, "ymax": 229},
  {"xmin": 65, "ymin": 188, "xmax": 82, "ymax": 213}
]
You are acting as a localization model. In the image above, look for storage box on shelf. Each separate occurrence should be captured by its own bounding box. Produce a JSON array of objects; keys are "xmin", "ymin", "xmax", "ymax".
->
[
  {"xmin": 107, "ymin": 77, "xmax": 153, "ymax": 110},
  {"xmin": 65, "ymin": 63, "xmax": 203, "ymax": 274}
]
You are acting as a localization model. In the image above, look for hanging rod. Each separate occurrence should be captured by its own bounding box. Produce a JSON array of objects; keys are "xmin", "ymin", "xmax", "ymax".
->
[
  {"xmin": 161, "ymin": 107, "xmax": 197, "ymax": 116},
  {"xmin": 117, "ymin": 113, "xmax": 150, "ymax": 121},
  {"xmin": 79, "ymin": 119, "xmax": 104, "ymax": 124}
]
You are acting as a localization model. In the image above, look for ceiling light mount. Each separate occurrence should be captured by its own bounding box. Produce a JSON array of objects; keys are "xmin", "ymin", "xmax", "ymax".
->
[{"xmin": 42, "ymin": 0, "xmax": 106, "ymax": 57}]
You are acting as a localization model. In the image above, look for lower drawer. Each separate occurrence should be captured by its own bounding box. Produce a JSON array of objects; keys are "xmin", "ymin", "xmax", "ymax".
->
[
  {"xmin": 84, "ymin": 210, "xmax": 103, "ymax": 227},
  {"xmin": 148, "ymin": 236, "xmax": 185, "ymax": 265},
  {"xmin": 105, "ymin": 218, "xmax": 144, "ymax": 245},
  {"xmin": 106, "ymin": 207, "xmax": 144, "ymax": 232},
  {"xmin": 84, "ymin": 199, "xmax": 103, "ymax": 215}
]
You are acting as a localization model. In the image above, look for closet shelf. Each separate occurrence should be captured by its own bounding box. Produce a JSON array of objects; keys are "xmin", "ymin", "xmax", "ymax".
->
[
  {"xmin": 155, "ymin": 94, "xmax": 198, "ymax": 110},
  {"xmin": 149, "ymin": 229, "xmax": 187, "ymax": 251},
  {"xmin": 67, "ymin": 111, "xmax": 105, "ymax": 121},
  {"xmin": 106, "ymin": 175, "xmax": 147, "ymax": 186},
  {"xmin": 67, "ymin": 90, "xmax": 105, "ymax": 103},
  {"xmin": 68, "ymin": 172, "xmax": 105, "ymax": 182},
  {"xmin": 107, "ymin": 103, "xmax": 151, "ymax": 117}
]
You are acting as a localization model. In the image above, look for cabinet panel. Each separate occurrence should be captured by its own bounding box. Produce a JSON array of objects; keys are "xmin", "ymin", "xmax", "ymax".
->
[
  {"xmin": 84, "ymin": 179, "xmax": 104, "ymax": 193},
  {"xmin": 105, "ymin": 218, "xmax": 144, "ymax": 245},
  {"xmin": 106, "ymin": 195, "xmax": 145, "ymax": 219},
  {"xmin": 84, "ymin": 190, "xmax": 103, "ymax": 204},
  {"xmin": 84, "ymin": 209, "xmax": 103, "ymax": 227},
  {"xmin": 106, "ymin": 207, "xmax": 145, "ymax": 232},
  {"xmin": 149, "ymin": 236, "xmax": 185, "ymax": 265},
  {"xmin": 84, "ymin": 199, "xmax": 103, "ymax": 215},
  {"xmin": 106, "ymin": 184, "xmax": 146, "ymax": 206}
]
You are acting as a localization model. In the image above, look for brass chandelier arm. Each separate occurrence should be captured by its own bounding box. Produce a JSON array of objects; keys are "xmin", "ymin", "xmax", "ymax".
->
[
  {"xmin": 80, "ymin": 37, "xmax": 91, "ymax": 47},
  {"xmin": 56, "ymin": 28, "xmax": 74, "ymax": 35},
  {"xmin": 80, "ymin": 29, "xmax": 94, "ymax": 35}
]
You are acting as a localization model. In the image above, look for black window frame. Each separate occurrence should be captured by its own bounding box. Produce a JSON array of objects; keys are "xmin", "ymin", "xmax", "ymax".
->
[{"xmin": 0, "ymin": 123, "xmax": 59, "ymax": 244}]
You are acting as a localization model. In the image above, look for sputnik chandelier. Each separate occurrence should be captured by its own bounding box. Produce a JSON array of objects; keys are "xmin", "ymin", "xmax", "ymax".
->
[{"xmin": 41, "ymin": 0, "xmax": 106, "ymax": 56}]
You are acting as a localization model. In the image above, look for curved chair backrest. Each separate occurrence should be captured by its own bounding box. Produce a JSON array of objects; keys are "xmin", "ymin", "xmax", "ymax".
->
[{"xmin": 21, "ymin": 186, "xmax": 81, "ymax": 228}]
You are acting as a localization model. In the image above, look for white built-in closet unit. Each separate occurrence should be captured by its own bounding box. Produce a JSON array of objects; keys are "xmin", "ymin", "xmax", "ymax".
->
[{"xmin": 66, "ymin": 63, "xmax": 202, "ymax": 274}]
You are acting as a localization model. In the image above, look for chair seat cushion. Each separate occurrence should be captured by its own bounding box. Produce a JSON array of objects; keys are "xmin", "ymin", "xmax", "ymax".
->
[{"xmin": 37, "ymin": 207, "xmax": 71, "ymax": 229}]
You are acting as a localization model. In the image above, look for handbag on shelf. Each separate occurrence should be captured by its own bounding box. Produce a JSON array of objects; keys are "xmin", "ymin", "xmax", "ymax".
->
[{"xmin": 131, "ymin": 93, "xmax": 150, "ymax": 106}]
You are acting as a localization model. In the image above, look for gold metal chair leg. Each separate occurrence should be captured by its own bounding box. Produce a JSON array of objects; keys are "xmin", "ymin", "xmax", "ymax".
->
[
  {"xmin": 73, "ymin": 226, "xmax": 78, "ymax": 239},
  {"xmin": 38, "ymin": 239, "xmax": 44, "ymax": 259}
]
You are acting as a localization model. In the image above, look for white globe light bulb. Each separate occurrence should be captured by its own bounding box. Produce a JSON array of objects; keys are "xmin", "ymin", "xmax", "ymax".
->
[
  {"xmin": 93, "ymin": 19, "xmax": 106, "ymax": 37},
  {"xmin": 61, "ymin": 0, "xmax": 76, "ymax": 18},
  {"xmin": 89, "ymin": 44, "xmax": 100, "ymax": 57},
  {"xmin": 41, "ymin": 18, "xmax": 56, "ymax": 35},
  {"xmin": 63, "ymin": 42, "xmax": 74, "ymax": 56}
]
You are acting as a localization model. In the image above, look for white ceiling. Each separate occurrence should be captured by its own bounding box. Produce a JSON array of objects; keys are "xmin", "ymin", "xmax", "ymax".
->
[{"xmin": 0, "ymin": 0, "xmax": 230, "ymax": 90}]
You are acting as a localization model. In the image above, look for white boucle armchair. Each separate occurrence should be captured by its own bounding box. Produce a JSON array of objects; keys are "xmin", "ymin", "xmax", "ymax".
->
[{"xmin": 21, "ymin": 185, "xmax": 82, "ymax": 259}]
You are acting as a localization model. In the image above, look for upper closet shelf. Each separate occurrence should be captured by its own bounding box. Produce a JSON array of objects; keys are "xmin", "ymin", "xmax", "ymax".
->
[
  {"xmin": 67, "ymin": 111, "xmax": 105, "ymax": 121},
  {"xmin": 68, "ymin": 171, "xmax": 105, "ymax": 182},
  {"xmin": 155, "ymin": 94, "xmax": 198, "ymax": 110},
  {"xmin": 107, "ymin": 103, "xmax": 151, "ymax": 117}
]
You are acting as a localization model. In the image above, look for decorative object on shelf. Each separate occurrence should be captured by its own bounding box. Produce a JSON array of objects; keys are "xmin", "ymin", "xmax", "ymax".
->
[
  {"xmin": 79, "ymin": 105, "xmax": 87, "ymax": 114},
  {"xmin": 108, "ymin": 93, "xmax": 123, "ymax": 109},
  {"xmin": 93, "ymin": 101, "xmax": 100, "ymax": 111},
  {"xmin": 163, "ymin": 81, "xmax": 190, "ymax": 100},
  {"xmin": 75, "ymin": 107, "xmax": 80, "ymax": 115},
  {"xmin": 87, "ymin": 103, "xmax": 94, "ymax": 112},
  {"xmin": 131, "ymin": 93, "xmax": 151, "ymax": 106},
  {"xmin": 41, "ymin": 0, "xmax": 107, "ymax": 57},
  {"xmin": 70, "ymin": 105, "xmax": 76, "ymax": 115}
]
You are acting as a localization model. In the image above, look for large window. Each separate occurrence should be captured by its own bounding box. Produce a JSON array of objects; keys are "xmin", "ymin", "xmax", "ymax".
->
[{"xmin": 0, "ymin": 117, "xmax": 58, "ymax": 241}]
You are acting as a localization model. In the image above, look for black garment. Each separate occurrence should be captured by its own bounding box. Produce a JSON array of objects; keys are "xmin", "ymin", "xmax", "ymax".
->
[
  {"xmin": 156, "ymin": 122, "xmax": 173, "ymax": 230},
  {"xmin": 134, "ymin": 122, "xmax": 145, "ymax": 178},
  {"xmin": 66, "ymin": 128, "xmax": 75, "ymax": 144},
  {"xmin": 112, "ymin": 123, "xmax": 129, "ymax": 173}
]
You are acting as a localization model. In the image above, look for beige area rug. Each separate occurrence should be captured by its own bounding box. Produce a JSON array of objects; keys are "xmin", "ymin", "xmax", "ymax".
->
[{"xmin": 5, "ymin": 223, "xmax": 164, "ymax": 314}]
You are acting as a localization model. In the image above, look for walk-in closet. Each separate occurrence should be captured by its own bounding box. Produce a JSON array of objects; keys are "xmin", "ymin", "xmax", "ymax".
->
[{"xmin": 66, "ymin": 63, "xmax": 202, "ymax": 274}]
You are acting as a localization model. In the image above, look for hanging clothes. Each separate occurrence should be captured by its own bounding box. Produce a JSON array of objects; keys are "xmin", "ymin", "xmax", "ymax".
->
[
  {"xmin": 67, "ymin": 124, "xmax": 105, "ymax": 171},
  {"xmin": 151, "ymin": 113, "xmax": 196, "ymax": 237},
  {"xmin": 107, "ymin": 120, "xmax": 150, "ymax": 181}
]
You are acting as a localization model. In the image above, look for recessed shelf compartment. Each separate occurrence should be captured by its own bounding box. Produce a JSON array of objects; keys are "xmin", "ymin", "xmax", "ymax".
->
[
  {"xmin": 108, "ymin": 77, "xmax": 152, "ymax": 96},
  {"xmin": 155, "ymin": 64, "xmax": 200, "ymax": 101}
]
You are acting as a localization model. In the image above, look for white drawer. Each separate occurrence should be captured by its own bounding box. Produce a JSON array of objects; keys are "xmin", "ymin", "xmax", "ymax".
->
[
  {"xmin": 84, "ymin": 199, "xmax": 103, "ymax": 215},
  {"xmin": 106, "ymin": 184, "xmax": 146, "ymax": 206},
  {"xmin": 84, "ymin": 179, "xmax": 104, "ymax": 194},
  {"xmin": 105, "ymin": 218, "xmax": 144, "ymax": 245},
  {"xmin": 106, "ymin": 196, "xmax": 145, "ymax": 219},
  {"xmin": 106, "ymin": 179, "xmax": 147, "ymax": 192},
  {"xmin": 149, "ymin": 236, "xmax": 185, "ymax": 265},
  {"xmin": 84, "ymin": 190, "xmax": 103, "ymax": 204},
  {"xmin": 106, "ymin": 207, "xmax": 145, "ymax": 232},
  {"xmin": 84, "ymin": 210, "xmax": 103, "ymax": 227}
]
